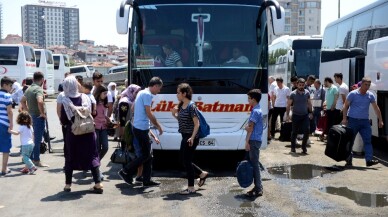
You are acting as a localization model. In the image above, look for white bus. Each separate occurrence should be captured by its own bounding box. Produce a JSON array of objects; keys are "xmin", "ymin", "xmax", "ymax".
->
[
  {"xmin": 34, "ymin": 49, "xmax": 55, "ymax": 95},
  {"xmin": 70, "ymin": 65, "xmax": 95, "ymax": 78},
  {"xmin": 269, "ymin": 35, "xmax": 322, "ymax": 87},
  {"xmin": 0, "ymin": 44, "xmax": 36, "ymax": 83},
  {"xmin": 319, "ymin": 0, "xmax": 388, "ymax": 140},
  {"xmin": 53, "ymin": 54, "xmax": 70, "ymax": 92},
  {"xmin": 108, "ymin": 64, "xmax": 127, "ymax": 74},
  {"xmin": 116, "ymin": 0, "xmax": 285, "ymax": 152}
]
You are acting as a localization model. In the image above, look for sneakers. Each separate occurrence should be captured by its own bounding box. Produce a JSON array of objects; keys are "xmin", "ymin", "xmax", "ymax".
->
[
  {"xmin": 28, "ymin": 167, "xmax": 37, "ymax": 175},
  {"xmin": 143, "ymin": 180, "xmax": 160, "ymax": 187},
  {"xmin": 246, "ymin": 188, "xmax": 263, "ymax": 197},
  {"xmin": 301, "ymin": 149, "xmax": 308, "ymax": 155},
  {"xmin": 290, "ymin": 148, "xmax": 296, "ymax": 153},
  {"xmin": 33, "ymin": 161, "xmax": 49, "ymax": 167},
  {"xmin": 366, "ymin": 160, "xmax": 379, "ymax": 167},
  {"xmin": 135, "ymin": 176, "xmax": 144, "ymax": 183},
  {"xmin": 20, "ymin": 167, "xmax": 29, "ymax": 174},
  {"xmin": 118, "ymin": 169, "xmax": 133, "ymax": 185}
]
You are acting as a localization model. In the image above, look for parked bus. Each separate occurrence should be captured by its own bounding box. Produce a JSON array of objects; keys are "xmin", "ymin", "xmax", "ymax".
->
[
  {"xmin": 70, "ymin": 65, "xmax": 95, "ymax": 77},
  {"xmin": 34, "ymin": 49, "xmax": 55, "ymax": 95},
  {"xmin": 116, "ymin": 0, "xmax": 285, "ymax": 152},
  {"xmin": 108, "ymin": 64, "xmax": 128, "ymax": 74},
  {"xmin": 319, "ymin": 0, "xmax": 388, "ymax": 140},
  {"xmin": 268, "ymin": 35, "xmax": 322, "ymax": 87},
  {"xmin": 53, "ymin": 54, "xmax": 70, "ymax": 92},
  {"xmin": 0, "ymin": 44, "xmax": 36, "ymax": 83}
]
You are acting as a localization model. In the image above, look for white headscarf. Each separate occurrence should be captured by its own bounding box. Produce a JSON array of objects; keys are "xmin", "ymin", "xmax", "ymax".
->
[
  {"xmin": 62, "ymin": 76, "xmax": 91, "ymax": 120},
  {"xmin": 108, "ymin": 82, "xmax": 118, "ymax": 99}
]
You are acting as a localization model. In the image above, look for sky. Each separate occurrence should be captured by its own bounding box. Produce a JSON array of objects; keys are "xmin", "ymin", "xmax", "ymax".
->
[{"xmin": 1, "ymin": 0, "xmax": 379, "ymax": 47}]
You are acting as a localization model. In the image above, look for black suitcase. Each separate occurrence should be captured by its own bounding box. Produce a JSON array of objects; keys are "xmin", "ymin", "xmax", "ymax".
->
[
  {"xmin": 279, "ymin": 122, "xmax": 292, "ymax": 142},
  {"xmin": 325, "ymin": 125, "xmax": 354, "ymax": 162}
]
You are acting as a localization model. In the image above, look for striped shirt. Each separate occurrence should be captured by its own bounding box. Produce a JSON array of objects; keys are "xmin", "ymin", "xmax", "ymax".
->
[
  {"xmin": 178, "ymin": 103, "xmax": 198, "ymax": 136},
  {"xmin": 0, "ymin": 89, "xmax": 12, "ymax": 127},
  {"xmin": 165, "ymin": 51, "xmax": 181, "ymax": 67}
]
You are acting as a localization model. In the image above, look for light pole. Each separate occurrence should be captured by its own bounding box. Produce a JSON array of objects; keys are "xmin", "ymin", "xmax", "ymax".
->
[{"xmin": 338, "ymin": 0, "xmax": 341, "ymax": 18}]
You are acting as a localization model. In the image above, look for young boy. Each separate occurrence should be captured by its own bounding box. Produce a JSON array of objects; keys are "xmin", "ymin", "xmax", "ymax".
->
[
  {"xmin": 0, "ymin": 76, "xmax": 14, "ymax": 175},
  {"xmin": 244, "ymin": 89, "xmax": 263, "ymax": 197},
  {"xmin": 82, "ymin": 81, "xmax": 97, "ymax": 116}
]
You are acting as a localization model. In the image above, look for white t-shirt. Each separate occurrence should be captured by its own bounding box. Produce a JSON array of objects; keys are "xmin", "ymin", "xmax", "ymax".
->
[
  {"xmin": 336, "ymin": 82, "xmax": 349, "ymax": 110},
  {"xmin": 274, "ymin": 86, "xmax": 290, "ymax": 107},
  {"xmin": 19, "ymin": 125, "xmax": 34, "ymax": 146},
  {"xmin": 107, "ymin": 91, "xmax": 114, "ymax": 103},
  {"xmin": 268, "ymin": 81, "xmax": 277, "ymax": 109}
]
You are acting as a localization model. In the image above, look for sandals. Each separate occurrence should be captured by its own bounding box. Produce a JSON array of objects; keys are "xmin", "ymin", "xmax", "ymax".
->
[
  {"xmin": 179, "ymin": 189, "xmax": 196, "ymax": 195},
  {"xmin": 0, "ymin": 169, "xmax": 11, "ymax": 176},
  {"xmin": 198, "ymin": 172, "xmax": 209, "ymax": 187},
  {"xmin": 89, "ymin": 186, "xmax": 104, "ymax": 194}
]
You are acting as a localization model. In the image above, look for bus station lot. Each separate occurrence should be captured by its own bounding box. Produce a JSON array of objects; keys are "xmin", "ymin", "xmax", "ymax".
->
[{"xmin": 1, "ymin": 99, "xmax": 388, "ymax": 217}]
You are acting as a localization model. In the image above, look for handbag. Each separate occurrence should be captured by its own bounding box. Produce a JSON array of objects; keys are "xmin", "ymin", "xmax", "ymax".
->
[
  {"xmin": 110, "ymin": 141, "xmax": 135, "ymax": 164},
  {"xmin": 236, "ymin": 152, "xmax": 254, "ymax": 188}
]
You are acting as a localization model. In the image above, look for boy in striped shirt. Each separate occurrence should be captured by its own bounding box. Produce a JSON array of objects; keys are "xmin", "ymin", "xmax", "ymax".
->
[{"xmin": 0, "ymin": 76, "xmax": 14, "ymax": 175}]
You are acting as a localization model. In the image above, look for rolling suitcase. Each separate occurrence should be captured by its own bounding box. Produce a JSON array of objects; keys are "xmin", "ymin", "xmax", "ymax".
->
[
  {"xmin": 279, "ymin": 122, "xmax": 292, "ymax": 141},
  {"xmin": 325, "ymin": 125, "xmax": 354, "ymax": 162}
]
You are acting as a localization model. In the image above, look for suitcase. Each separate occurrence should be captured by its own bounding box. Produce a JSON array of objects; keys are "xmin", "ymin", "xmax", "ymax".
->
[
  {"xmin": 325, "ymin": 125, "xmax": 354, "ymax": 162},
  {"xmin": 279, "ymin": 122, "xmax": 292, "ymax": 141}
]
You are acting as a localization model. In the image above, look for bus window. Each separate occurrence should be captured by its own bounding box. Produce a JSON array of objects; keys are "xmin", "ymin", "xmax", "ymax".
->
[
  {"xmin": 24, "ymin": 46, "xmax": 35, "ymax": 62},
  {"xmin": 53, "ymin": 55, "xmax": 60, "ymax": 70},
  {"xmin": 0, "ymin": 47, "xmax": 18, "ymax": 65},
  {"xmin": 35, "ymin": 51, "xmax": 41, "ymax": 68}
]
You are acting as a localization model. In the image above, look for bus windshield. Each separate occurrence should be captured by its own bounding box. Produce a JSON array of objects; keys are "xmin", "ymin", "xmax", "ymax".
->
[
  {"xmin": 0, "ymin": 47, "xmax": 18, "ymax": 65},
  {"xmin": 292, "ymin": 39, "xmax": 321, "ymax": 78},
  {"xmin": 132, "ymin": 4, "xmax": 264, "ymax": 94}
]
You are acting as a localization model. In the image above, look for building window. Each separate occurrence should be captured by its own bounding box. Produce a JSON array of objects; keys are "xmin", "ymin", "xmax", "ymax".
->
[
  {"xmin": 299, "ymin": 10, "xmax": 304, "ymax": 16},
  {"xmin": 299, "ymin": 25, "xmax": 305, "ymax": 32}
]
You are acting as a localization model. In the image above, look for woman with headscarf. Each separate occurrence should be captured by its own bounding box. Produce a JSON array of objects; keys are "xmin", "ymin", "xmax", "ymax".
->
[
  {"xmin": 61, "ymin": 76, "xmax": 103, "ymax": 194},
  {"xmin": 118, "ymin": 84, "xmax": 141, "ymax": 135},
  {"xmin": 107, "ymin": 82, "xmax": 118, "ymax": 104}
]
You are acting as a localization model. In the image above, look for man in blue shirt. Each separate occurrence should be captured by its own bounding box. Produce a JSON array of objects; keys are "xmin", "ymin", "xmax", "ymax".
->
[
  {"xmin": 244, "ymin": 89, "xmax": 263, "ymax": 197},
  {"xmin": 342, "ymin": 77, "xmax": 384, "ymax": 167},
  {"xmin": 119, "ymin": 77, "xmax": 163, "ymax": 187}
]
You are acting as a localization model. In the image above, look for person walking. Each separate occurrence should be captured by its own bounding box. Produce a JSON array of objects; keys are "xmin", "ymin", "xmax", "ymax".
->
[
  {"xmin": 334, "ymin": 73, "xmax": 349, "ymax": 124},
  {"xmin": 271, "ymin": 77, "xmax": 290, "ymax": 139},
  {"xmin": 311, "ymin": 79, "xmax": 325, "ymax": 134},
  {"xmin": 118, "ymin": 77, "xmax": 163, "ymax": 187},
  {"xmin": 8, "ymin": 111, "xmax": 37, "ymax": 174},
  {"xmin": 20, "ymin": 72, "xmax": 48, "ymax": 167},
  {"xmin": 286, "ymin": 78, "xmax": 313, "ymax": 154},
  {"xmin": 61, "ymin": 76, "xmax": 103, "ymax": 193},
  {"xmin": 342, "ymin": 77, "xmax": 383, "ymax": 167},
  {"xmin": 321, "ymin": 77, "xmax": 339, "ymax": 141},
  {"xmin": 244, "ymin": 89, "xmax": 264, "ymax": 197},
  {"xmin": 171, "ymin": 83, "xmax": 209, "ymax": 195},
  {"xmin": 0, "ymin": 76, "xmax": 14, "ymax": 176}
]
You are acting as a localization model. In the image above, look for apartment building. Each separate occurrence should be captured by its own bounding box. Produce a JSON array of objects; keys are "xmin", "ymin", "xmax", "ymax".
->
[{"xmin": 21, "ymin": 1, "xmax": 80, "ymax": 48}]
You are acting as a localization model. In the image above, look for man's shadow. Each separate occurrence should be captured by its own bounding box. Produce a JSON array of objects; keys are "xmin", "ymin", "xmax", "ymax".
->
[{"xmin": 41, "ymin": 190, "xmax": 89, "ymax": 202}]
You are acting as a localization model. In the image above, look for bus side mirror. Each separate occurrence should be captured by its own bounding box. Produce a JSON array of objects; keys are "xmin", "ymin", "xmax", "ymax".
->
[
  {"xmin": 116, "ymin": 3, "xmax": 132, "ymax": 34},
  {"xmin": 288, "ymin": 50, "xmax": 294, "ymax": 62},
  {"xmin": 270, "ymin": 5, "xmax": 285, "ymax": 36}
]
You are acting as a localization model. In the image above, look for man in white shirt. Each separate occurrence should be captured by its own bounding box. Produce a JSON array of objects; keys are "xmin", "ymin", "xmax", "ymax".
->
[
  {"xmin": 334, "ymin": 72, "xmax": 349, "ymax": 124},
  {"xmin": 268, "ymin": 76, "xmax": 277, "ymax": 140},
  {"xmin": 271, "ymin": 77, "xmax": 290, "ymax": 139}
]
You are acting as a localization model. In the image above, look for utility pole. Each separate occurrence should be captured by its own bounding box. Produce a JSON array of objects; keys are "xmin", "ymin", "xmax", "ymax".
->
[{"xmin": 338, "ymin": 0, "xmax": 341, "ymax": 18}]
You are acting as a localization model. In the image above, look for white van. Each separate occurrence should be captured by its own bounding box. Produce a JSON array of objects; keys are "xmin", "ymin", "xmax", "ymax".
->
[
  {"xmin": 53, "ymin": 54, "xmax": 70, "ymax": 92},
  {"xmin": 0, "ymin": 44, "xmax": 36, "ymax": 83},
  {"xmin": 34, "ymin": 49, "xmax": 55, "ymax": 95},
  {"xmin": 70, "ymin": 65, "xmax": 95, "ymax": 77},
  {"xmin": 108, "ymin": 64, "xmax": 127, "ymax": 74}
]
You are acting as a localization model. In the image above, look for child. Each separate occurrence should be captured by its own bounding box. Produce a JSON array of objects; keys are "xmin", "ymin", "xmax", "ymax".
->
[
  {"xmin": 82, "ymin": 82, "xmax": 97, "ymax": 116},
  {"xmin": 0, "ymin": 76, "xmax": 14, "ymax": 176},
  {"xmin": 93, "ymin": 85, "xmax": 110, "ymax": 180},
  {"xmin": 244, "ymin": 89, "xmax": 263, "ymax": 197},
  {"xmin": 8, "ymin": 111, "xmax": 37, "ymax": 174}
]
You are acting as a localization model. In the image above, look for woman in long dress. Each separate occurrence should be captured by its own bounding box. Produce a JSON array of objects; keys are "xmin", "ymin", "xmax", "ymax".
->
[{"xmin": 61, "ymin": 76, "xmax": 103, "ymax": 193}]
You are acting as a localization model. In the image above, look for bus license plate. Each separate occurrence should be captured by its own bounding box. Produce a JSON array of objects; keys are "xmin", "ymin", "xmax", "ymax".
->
[{"xmin": 199, "ymin": 138, "xmax": 215, "ymax": 146}]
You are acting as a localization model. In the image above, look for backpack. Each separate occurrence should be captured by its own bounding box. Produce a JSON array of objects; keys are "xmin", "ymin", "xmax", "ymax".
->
[
  {"xmin": 68, "ymin": 95, "xmax": 95, "ymax": 135},
  {"xmin": 189, "ymin": 102, "xmax": 210, "ymax": 138},
  {"xmin": 236, "ymin": 160, "xmax": 254, "ymax": 188}
]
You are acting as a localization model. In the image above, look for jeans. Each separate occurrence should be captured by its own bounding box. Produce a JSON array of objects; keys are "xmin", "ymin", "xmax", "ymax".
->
[
  {"xmin": 312, "ymin": 107, "xmax": 322, "ymax": 133},
  {"xmin": 124, "ymin": 128, "xmax": 152, "ymax": 183},
  {"xmin": 248, "ymin": 140, "xmax": 262, "ymax": 191},
  {"xmin": 347, "ymin": 117, "xmax": 373, "ymax": 161},
  {"xmin": 21, "ymin": 144, "xmax": 35, "ymax": 169},
  {"xmin": 95, "ymin": 129, "xmax": 109, "ymax": 160},
  {"xmin": 31, "ymin": 115, "xmax": 46, "ymax": 161},
  {"xmin": 180, "ymin": 133, "xmax": 203, "ymax": 187},
  {"xmin": 291, "ymin": 114, "xmax": 310, "ymax": 150},
  {"xmin": 65, "ymin": 166, "xmax": 101, "ymax": 185}
]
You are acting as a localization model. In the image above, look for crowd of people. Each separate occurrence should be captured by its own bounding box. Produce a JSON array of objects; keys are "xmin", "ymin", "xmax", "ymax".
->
[
  {"xmin": 268, "ymin": 73, "xmax": 384, "ymax": 167},
  {"xmin": 0, "ymin": 70, "xmax": 383, "ymax": 198}
]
